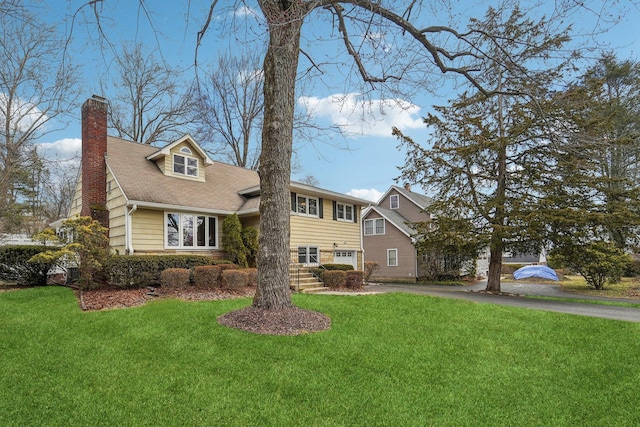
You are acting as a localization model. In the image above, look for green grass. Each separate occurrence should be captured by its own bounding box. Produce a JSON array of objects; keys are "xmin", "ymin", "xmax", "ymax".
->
[{"xmin": 2, "ymin": 287, "xmax": 640, "ymax": 426}]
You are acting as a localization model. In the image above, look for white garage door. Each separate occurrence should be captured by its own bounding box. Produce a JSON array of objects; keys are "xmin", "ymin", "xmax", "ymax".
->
[{"xmin": 333, "ymin": 250, "xmax": 356, "ymax": 269}]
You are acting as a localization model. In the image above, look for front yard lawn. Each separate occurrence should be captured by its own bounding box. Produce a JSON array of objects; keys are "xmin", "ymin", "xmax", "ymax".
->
[{"xmin": 1, "ymin": 286, "xmax": 639, "ymax": 426}]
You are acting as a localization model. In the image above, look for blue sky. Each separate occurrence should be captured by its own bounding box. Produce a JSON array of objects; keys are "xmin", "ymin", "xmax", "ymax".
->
[{"xmin": 34, "ymin": 1, "xmax": 640, "ymax": 203}]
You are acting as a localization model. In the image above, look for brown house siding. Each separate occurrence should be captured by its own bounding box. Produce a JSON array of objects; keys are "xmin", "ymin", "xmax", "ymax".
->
[
  {"xmin": 363, "ymin": 212, "xmax": 417, "ymax": 281},
  {"xmin": 379, "ymin": 190, "xmax": 430, "ymax": 223}
]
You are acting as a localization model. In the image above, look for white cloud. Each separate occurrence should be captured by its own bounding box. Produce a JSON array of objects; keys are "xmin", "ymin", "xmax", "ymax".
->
[
  {"xmin": 298, "ymin": 93, "xmax": 424, "ymax": 138},
  {"xmin": 347, "ymin": 188, "xmax": 383, "ymax": 203},
  {"xmin": 36, "ymin": 138, "xmax": 81, "ymax": 161},
  {"xmin": 0, "ymin": 93, "xmax": 47, "ymax": 132}
]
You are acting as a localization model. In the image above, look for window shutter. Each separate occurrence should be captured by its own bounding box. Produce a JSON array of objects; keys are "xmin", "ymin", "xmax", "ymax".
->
[
  {"xmin": 353, "ymin": 205, "xmax": 357, "ymax": 223},
  {"xmin": 291, "ymin": 192, "xmax": 296, "ymax": 212},
  {"xmin": 319, "ymin": 198, "xmax": 324, "ymax": 218},
  {"xmin": 332, "ymin": 201, "xmax": 337, "ymax": 220}
]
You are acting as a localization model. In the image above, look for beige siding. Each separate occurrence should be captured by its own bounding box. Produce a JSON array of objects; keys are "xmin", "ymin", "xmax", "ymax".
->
[
  {"xmin": 290, "ymin": 199, "xmax": 362, "ymax": 266},
  {"xmin": 131, "ymin": 208, "xmax": 165, "ymax": 251},
  {"xmin": 106, "ymin": 169, "xmax": 126, "ymax": 254},
  {"xmin": 130, "ymin": 208, "xmax": 224, "ymax": 257},
  {"xmin": 168, "ymin": 141, "xmax": 206, "ymax": 182},
  {"xmin": 68, "ymin": 171, "xmax": 82, "ymax": 218}
]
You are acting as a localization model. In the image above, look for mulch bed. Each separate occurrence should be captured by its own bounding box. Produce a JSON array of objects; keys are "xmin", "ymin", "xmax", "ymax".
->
[
  {"xmin": 77, "ymin": 286, "xmax": 332, "ymax": 335},
  {"xmin": 78, "ymin": 286, "xmax": 255, "ymax": 311}
]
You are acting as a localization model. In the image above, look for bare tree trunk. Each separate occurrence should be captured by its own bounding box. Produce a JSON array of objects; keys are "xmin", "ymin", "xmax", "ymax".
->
[{"xmin": 253, "ymin": 3, "xmax": 307, "ymax": 309}]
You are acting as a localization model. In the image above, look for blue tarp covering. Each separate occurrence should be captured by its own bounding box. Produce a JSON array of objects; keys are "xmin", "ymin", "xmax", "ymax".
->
[{"xmin": 513, "ymin": 265, "xmax": 559, "ymax": 281}]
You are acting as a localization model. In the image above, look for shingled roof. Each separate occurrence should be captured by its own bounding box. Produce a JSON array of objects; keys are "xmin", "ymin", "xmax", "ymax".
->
[{"xmin": 106, "ymin": 137, "xmax": 261, "ymax": 214}]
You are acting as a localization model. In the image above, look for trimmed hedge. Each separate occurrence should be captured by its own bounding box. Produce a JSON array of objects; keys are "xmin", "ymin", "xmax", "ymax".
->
[
  {"xmin": 160, "ymin": 268, "xmax": 190, "ymax": 289},
  {"xmin": 193, "ymin": 265, "xmax": 221, "ymax": 288},
  {"xmin": 244, "ymin": 268, "xmax": 257, "ymax": 287},
  {"xmin": 0, "ymin": 245, "xmax": 61, "ymax": 286},
  {"xmin": 323, "ymin": 270, "xmax": 346, "ymax": 288},
  {"xmin": 220, "ymin": 269, "xmax": 246, "ymax": 290},
  {"xmin": 107, "ymin": 255, "xmax": 228, "ymax": 288},
  {"xmin": 322, "ymin": 263, "xmax": 355, "ymax": 271}
]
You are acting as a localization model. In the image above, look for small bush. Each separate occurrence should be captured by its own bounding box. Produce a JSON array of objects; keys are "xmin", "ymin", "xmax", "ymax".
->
[
  {"xmin": 220, "ymin": 269, "xmax": 247, "ymax": 290},
  {"xmin": 323, "ymin": 270, "xmax": 346, "ymax": 288},
  {"xmin": 345, "ymin": 271, "xmax": 364, "ymax": 289},
  {"xmin": 193, "ymin": 265, "xmax": 221, "ymax": 288},
  {"xmin": 363, "ymin": 261, "xmax": 379, "ymax": 283},
  {"xmin": 243, "ymin": 268, "xmax": 257, "ymax": 287},
  {"xmin": 322, "ymin": 263, "xmax": 355, "ymax": 271},
  {"xmin": 160, "ymin": 268, "xmax": 190, "ymax": 289}
]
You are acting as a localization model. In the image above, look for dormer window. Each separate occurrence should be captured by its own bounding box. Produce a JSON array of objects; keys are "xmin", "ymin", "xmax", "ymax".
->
[{"xmin": 173, "ymin": 154, "xmax": 198, "ymax": 177}]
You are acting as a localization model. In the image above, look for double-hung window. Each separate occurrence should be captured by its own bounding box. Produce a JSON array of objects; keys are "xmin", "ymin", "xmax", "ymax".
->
[
  {"xmin": 364, "ymin": 218, "xmax": 385, "ymax": 235},
  {"xmin": 296, "ymin": 195, "xmax": 319, "ymax": 217},
  {"xmin": 298, "ymin": 246, "xmax": 319, "ymax": 265},
  {"xmin": 387, "ymin": 249, "xmax": 398, "ymax": 267},
  {"xmin": 166, "ymin": 212, "xmax": 217, "ymax": 249},
  {"xmin": 173, "ymin": 153, "xmax": 198, "ymax": 177},
  {"xmin": 335, "ymin": 202, "xmax": 354, "ymax": 222}
]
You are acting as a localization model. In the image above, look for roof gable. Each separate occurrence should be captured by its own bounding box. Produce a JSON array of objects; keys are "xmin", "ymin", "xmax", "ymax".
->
[
  {"xmin": 377, "ymin": 185, "xmax": 433, "ymax": 211},
  {"xmin": 363, "ymin": 206, "xmax": 414, "ymax": 237},
  {"xmin": 146, "ymin": 134, "xmax": 214, "ymax": 165}
]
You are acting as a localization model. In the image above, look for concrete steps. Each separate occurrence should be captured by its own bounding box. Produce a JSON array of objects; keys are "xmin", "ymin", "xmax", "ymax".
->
[{"xmin": 289, "ymin": 265, "xmax": 324, "ymax": 291}]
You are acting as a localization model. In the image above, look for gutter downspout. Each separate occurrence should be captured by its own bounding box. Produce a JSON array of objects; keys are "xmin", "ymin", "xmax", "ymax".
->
[{"xmin": 126, "ymin": 204, "xmax": 137, "ymax": 254}]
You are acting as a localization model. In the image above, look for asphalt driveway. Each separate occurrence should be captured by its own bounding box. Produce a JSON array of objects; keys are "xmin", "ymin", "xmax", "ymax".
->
[{"xmin": 363, "ymin": 281, "xmax": 640, "ymax": 323}]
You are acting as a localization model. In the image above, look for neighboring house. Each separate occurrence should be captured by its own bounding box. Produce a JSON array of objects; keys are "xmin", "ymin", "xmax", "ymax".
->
[
  {"xmin": 362, "ymin": 184, "xmax": 434, "ymax": 282},
  {"xmin": 66, "ymin": 96, "xmax": 368, "ymax": 272}
]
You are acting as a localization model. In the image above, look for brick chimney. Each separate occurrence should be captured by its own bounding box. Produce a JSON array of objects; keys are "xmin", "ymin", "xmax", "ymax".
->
[{"xmin": 81, "ymin": 95, "xmax": 109, "ymax": 230}]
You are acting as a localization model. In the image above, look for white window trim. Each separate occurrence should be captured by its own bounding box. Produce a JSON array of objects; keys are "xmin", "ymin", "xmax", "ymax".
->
[
  {"xmin": 295, "ymin": 194, "xmax": 319, "ymax": 218},
  {"xmin": 387, "ymin": 248, "xmax": 398, "ymax": 267},
  {"xmin": 336, "ymin": 202, "xmax": 354, "ymax": 222},
  {"xmin": 390, "ymin": 194, "xmax": 399, "ymax": 210},
  {"xmin": 297, "ymin": 245, "xmax": 319, "ymax": 265},
  {"xmin": 364, "ymin": 218, "xmax": 385, "ymax": 236},
  {"xmin": 165, "ymin": 212, "xmax": 218, "ymax": 249},
  {"xmin": 173, "ymin": 153, "xmax": 199, "ymax": 177}
]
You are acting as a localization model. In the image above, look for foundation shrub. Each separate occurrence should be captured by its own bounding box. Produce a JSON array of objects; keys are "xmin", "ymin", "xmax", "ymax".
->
[
  {"xmin": 243, "ymin": 268, "xmax": 258, "ymax": 287},
  {"xmin": 346, "ymin": 271, "xmax": 364, "ymax": 289},
  {"xmin": 323, "ymin": 270, "xmax": 346, "ymax": 288},
  {"xmin": 160, "ymin": 268, "xmax": 190, "ymax": 289},
  {"xmin": 220, "ymin": 269, "xmax": 247, "ymax": 290},
  {"xmin": 193, "ymin": 265, "xmax": 221, "ymax": 288},
  {"xmin": 107, "ymin": 255, "xmax": 221, "ymax": 288},
  {"xmin": 323, "ymin": 263, "xmax": 354, "ymax": 271}
]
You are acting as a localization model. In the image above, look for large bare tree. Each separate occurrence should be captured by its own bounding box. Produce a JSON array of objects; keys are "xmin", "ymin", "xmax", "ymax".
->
[
  {"xmin": 100, "ymin": 42, "xmax": 196, "ymax": 145},
  {"xmin": 194, "ymin": 51, "xmax": 265, "ymax": 169},
  {"xmin": 0, "ymin": 1, "xmax": 79, "ymax": 232}
]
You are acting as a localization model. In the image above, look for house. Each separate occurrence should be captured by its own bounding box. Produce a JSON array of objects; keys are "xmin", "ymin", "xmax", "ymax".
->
[
  {"xmin": 362, "ymin": 184, "xmax": 434, "ymax": 282},
  {"xmin": 66, "ymin": 96, "xmax": 368, "ymax": 278}
]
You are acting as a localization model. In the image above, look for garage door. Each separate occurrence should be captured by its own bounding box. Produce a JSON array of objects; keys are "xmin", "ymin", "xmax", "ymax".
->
[{"xmin": 333, "ymin": 250, "xmax": 356, "ymax": 269}]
